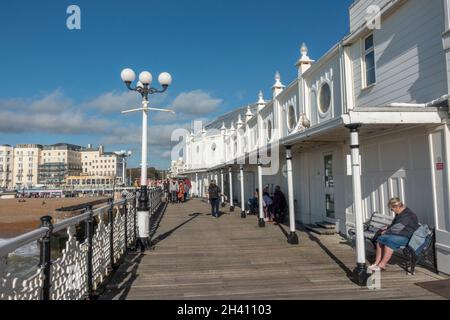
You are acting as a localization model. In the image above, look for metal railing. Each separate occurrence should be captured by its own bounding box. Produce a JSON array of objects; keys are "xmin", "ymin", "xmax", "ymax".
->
[{"xmin": 0, "ymin": 187, "xmax": 163, "ymax": 300}]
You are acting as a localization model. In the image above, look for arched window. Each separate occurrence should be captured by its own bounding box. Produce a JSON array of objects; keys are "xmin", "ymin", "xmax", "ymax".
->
[
  {"xmin": 267, "ymin": 120, "xmax": 273, "ymax": 141},
  {"xmin": 319, "ymin": 83, "xmax": 331, "ymax": 114},
  {"xmin": 288, "ymin": 105, "xmax": 297, "ymax": 130}
]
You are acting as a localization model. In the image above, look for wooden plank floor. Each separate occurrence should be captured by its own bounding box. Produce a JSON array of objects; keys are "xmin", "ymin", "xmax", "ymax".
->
[{"xmin": 100, "ymin": 199, "xmax": 447, "ymax": 300}]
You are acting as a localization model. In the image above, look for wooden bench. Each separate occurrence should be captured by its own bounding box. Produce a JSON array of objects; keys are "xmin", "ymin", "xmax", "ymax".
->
[{"xmin": 348, "ymin": 212, "xmax": 437, "ymax": 275}]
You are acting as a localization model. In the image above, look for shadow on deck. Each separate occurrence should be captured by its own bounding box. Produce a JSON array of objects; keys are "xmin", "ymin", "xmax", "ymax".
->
[{"xmin": 100, "ymin": 199, "xmax": 446, "ymax": 300}]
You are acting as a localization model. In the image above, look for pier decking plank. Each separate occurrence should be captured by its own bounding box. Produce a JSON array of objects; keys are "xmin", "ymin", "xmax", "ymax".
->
[{"xmin": 100, "ymin": 199, "xmax": 446, "ymax": 300}]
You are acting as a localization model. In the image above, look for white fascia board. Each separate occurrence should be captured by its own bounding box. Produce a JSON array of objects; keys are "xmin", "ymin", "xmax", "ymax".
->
[
  {"xmin": 281, "ymin": 118, "xmax": 344, "ymax": 146},
  {"xmin": 343, "ymin": 110, "xmax": 444, "ymax": 125}
]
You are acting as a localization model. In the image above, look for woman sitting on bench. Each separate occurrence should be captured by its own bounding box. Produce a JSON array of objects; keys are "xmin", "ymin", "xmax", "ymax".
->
[{"xmin": 370, "ymin": 198, "xmax": 420, "ymax": 271}]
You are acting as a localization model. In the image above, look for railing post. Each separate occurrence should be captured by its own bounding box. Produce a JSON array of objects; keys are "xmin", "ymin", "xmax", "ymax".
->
[
  {"xmin": 133, "ymin": 191, "xmax": 137, "ymax": 245},
  {"xmin": 39, "ymin": 216, "xmax": 53, "ymax": 301},
  {"xmin": 85, "ymin": 206, "xmax": 94, "ymax": 299},
  {"xmin": 108, "ymin": 198, "xmax": 115, "ymax": 269},
  {"xmin": 122, "ymin": 194, "xmax": 128, "ymax": 250}
]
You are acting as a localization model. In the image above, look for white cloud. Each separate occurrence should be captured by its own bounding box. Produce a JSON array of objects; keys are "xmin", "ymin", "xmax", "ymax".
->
[
  {"xmin": 29, "ymin": 90, "xmax": 73, "ymax": 113},
  {"xmin": 83, "ymin": 91, "xmax": 141, "ymax": 114},
  {"xmin": 171, "ymin": 90, "xmax": 223, "ymax": 115},
  {"xmin": 0, "ymin": 91, "xmax": 113, "ymax": 135}
]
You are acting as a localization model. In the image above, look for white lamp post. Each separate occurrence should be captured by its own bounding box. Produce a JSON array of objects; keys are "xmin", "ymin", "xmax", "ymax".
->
[
  {"xmin": 115, "ymin": 150, "xmax": 133, "ymax": 187},
  {"xmin": 120, "ymin": 68, "xmax": 174, "ymax": 251}
]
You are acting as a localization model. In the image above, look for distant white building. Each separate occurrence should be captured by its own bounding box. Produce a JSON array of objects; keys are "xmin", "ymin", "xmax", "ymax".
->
[
  {"xmin": 80, "ymin": 145, "xmax": 124, "ymax": 183},
  {"xmin": 0, "ymin": 145, "xmax": 14, "ymax": 189},
  {"xmin": 170, "ymin": 158, "xmax": 187, "ymax": 178},
  {"xmin": 183, "ymin": 0, "xmax": 450, "ymax": 275},
  {"xmin": 13, "ymin": 144, "xmax": 43, "ymax": 189},
  {"xmin": 39, "ymin": 143, "xmax": 83, "ymax": 186}
]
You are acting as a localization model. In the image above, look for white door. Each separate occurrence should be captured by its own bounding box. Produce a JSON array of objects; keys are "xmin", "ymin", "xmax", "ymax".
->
[
  {"xmin": 324, "ymin": 154, "xmax": 336, "ymax": 221},
  {"xmin": 430, "ymin": 128, "xmax": 450, "ymax": 275}
]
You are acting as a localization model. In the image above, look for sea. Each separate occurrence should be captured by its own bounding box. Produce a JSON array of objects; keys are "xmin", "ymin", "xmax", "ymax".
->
[{"xmin": 0, "ymin": 238, "xmax": 40, "ymax": 278}]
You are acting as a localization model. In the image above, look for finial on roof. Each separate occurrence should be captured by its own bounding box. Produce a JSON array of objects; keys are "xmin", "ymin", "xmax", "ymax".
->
[
  {"xmin": 246, "ymin": 105, "xmax": 253, "ymax": 117},
  {"xmin": 273, "ymin": 71, "xmax": 285, "ymax": 89},
  {"xmin": 221, "ymin": 122, "xmax": 226, "ymax": 131},
  {"xmin": 237, "ymin": 114, "xmax": 244, "ymax": 127},
  {"xmin": 258, "ymin": 91, "xmax": 265, "ymax": 104},
  {"xmin": 301, "ymin": 43, "xmax": 308, "ymax": 58},
  {"xmin": 296, "ymin": 42, "xmax": 314, "ymax": 66}
]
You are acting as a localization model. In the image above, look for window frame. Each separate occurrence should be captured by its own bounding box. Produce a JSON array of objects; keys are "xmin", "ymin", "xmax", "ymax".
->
[{"xmin": 362, "ymin": 33, "xmax": 376, "ymax": 89}]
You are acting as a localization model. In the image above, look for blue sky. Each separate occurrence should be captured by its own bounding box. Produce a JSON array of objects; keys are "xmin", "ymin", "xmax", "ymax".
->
[{"xmin": 0, "ymin": 0, "xmax": 353, "ymax": 169}]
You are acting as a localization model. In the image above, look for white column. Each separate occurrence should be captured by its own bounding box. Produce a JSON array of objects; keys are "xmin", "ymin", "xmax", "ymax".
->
[
  {"xmin": 347, "ymin": 125, "xmax": 367, "ymax": 286},
  {"xmin": 195, "ymin": 173, "xmax": 199, "ymax": 197},
  {"xmin": 286, "ymin": 146, "xmax": 299, "ymax": 244},
  {"xmin": 220, "ymin": 169, "xmax": 225, "ymax": 205},
  {"xmin": 138, "ymin": 100, "xmax": 150, "ymax": 240},
  {"xmin": 141, "ymin": 102, "xmax": 148, "ymax": 187},
  {"xmin": 229, "ymin": 166, "xmax": 234, "ymax": 211},
  {"xmin": 258, "ymin": 159, "xmax": 265, "ymax": 227},
  {"xmin": 122, "ymin": 157, "xmax": 126, "ymax": 185},
  {"xmin": 240, "ymin": 164, "xmax": 246, "ymax": 218}
]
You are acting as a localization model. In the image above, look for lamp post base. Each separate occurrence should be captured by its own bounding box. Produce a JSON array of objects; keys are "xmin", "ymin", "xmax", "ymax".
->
[
  {"xmin": 241, "ymin": 210, "xmax": 246, "ymax": 219},
  {"xmin": 135, "ymin": 238, "xmax": 151, "ymax": 252},
  {"xmin": 258, "ymin": 218, "xmax": 265, "ymax": 228},
  {"xmin": 353, "ymin": 263, "xmax": 369, "ymax": 286},
  {"xmin": 287, "ymin": 232, "xmax": 299, "ymax": 245}
]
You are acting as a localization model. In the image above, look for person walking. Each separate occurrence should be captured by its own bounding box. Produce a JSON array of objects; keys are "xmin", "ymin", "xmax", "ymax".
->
[
  {"xmin": 163, "ymin": 179, "xmax": 170, "ymax": 202},
  {"xmin": 263, "ymin": 187, "xmax": 273, "ymax": 222},
  {"xmin": 208, "ymin": 180, "xmax": 222, "ymax": 218},
  {"xmin": 178, "ymin": 180, "xmax": 185, "ymax": 203},
  {"xmin": 272, "ymin": 186, "xmax": 287, "ymax": 224},
  {"xmin": 170, "ymin": 179, "xmax": 179, "ymax": 203}
]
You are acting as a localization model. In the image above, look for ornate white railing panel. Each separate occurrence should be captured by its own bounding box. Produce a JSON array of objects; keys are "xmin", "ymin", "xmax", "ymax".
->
[
  {"xmin": 50, "ymin": 227, "xmax": 88, "ymax": 300},
  {"xmin": 0, "ymin": 189, "xmax": 164, "ymax": 300},
  {"xmin": 0, "ymin": 257, "xmax": 44, "ymax": 300},
  {"xmin": 113, "ymin": 208, "xmax": 126, "ymax": 264},
  {"xmin": 127, "ymin": 205, "xmax": 136, "ymax": 247},
  {"xmin": 92, "ymin": 216, "xmax": 110, "ymax": 289}
]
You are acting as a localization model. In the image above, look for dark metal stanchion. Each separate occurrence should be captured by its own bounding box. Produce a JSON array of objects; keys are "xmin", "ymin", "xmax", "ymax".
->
[
  {"xmin": 85, "ymin": 206, "xmax": 94, "ymax": 299},
  {"xmin": 39, "ymin": 216, "xmax": 53, "ymax": 301},
  {"xmin": 108, "ymin": 198, "xmax": 115, "ymax": 268},
  {"xmin": 123, "ymin": 195, "xmax": 128, "ymax": 250},
  {"xmin": 133, "ymin": 191, "xmax": 137, "ymax": 244}
]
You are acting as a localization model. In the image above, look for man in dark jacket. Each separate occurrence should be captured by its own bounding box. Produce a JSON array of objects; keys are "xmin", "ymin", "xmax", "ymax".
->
[
  {"xmin": 370, "ymin": 198, "xmax": 420, "ymax": 271},
  {"xmin": 272, "ymin": 186, "xmax": 287, "ymax": 224},
  {"xmin": 208, "ymin": 180, "xmax": 222, "ymax": 218}
]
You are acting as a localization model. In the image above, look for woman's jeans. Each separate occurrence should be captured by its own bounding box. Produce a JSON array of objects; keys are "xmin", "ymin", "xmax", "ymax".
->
[{"xmin": 211, "ymin": 198, "xmax": 220, "ymax": 217}]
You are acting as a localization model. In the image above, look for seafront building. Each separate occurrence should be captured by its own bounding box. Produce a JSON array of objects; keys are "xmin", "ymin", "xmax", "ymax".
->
[
  {"xmin": 0, "ymin": 143, "xmax": 126, "ymax": 190},
  {"xmin": 12, "ymin": 144, "xmax": 43, "ymax": 189},
  {"xmin": 38, "ymin": 143, "xmax": 83, "ymax": 186},
  {"xmin": 0, "ymin": 145, "xmax": 14, "ymax": 189},
  {"xmin": 182, "ymin": 0, "xmax": 450, "ymax": 275}
]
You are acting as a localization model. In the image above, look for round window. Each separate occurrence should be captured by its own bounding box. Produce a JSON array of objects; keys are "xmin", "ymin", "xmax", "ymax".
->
[
  {"xmin": 319, "ymin": 83, "xmax": 331, "ymax": 114},
  {"xmin": 267, "ymin": 120, "xmax": 272, "ymax": 141},
  {"xmin": 288, "ymin": 105, "xmax": 296, "ymax": 130}
]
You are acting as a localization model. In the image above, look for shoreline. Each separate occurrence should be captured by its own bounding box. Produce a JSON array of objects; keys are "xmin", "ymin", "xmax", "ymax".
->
[{"xmin": 0, "ymin": 197, "xmax": 108, "ymax": 239}]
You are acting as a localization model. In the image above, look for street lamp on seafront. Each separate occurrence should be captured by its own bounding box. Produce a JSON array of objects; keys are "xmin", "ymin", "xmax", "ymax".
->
[
  {"xmin": 115, "ymin": 150, "xmax": 132, "ymax": 187},
  {"xmin": 120, "ymin": 68, "xmax": 174, "ymax": 251}
]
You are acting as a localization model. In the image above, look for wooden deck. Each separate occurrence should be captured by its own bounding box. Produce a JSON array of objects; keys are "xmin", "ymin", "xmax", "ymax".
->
[{"xmin": 100, "ymin": 199, "xmax": 447, "ymax": 300}]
